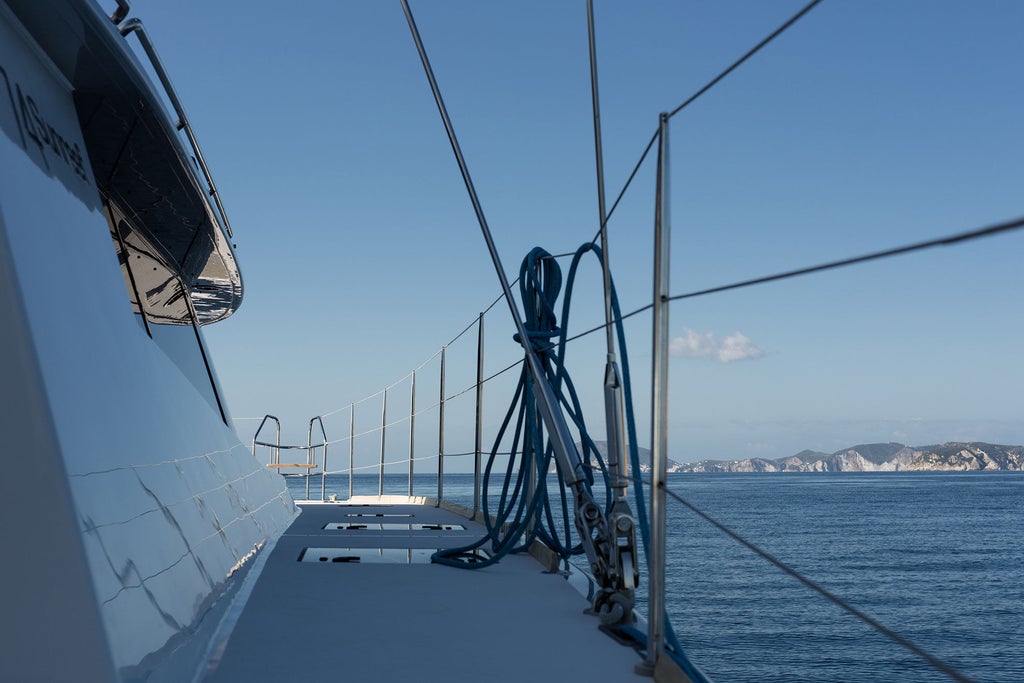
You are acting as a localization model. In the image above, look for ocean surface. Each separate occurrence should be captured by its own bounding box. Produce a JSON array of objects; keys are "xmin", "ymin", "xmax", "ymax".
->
[{"xmin": 285, "ymin": 471, "xmax": 1023, "ymax": 682}]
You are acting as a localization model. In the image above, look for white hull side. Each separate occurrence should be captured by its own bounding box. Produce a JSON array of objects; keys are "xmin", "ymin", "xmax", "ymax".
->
[{"xmin": 0, "ymin": 5, "xmax": 295, "ymax": 680}]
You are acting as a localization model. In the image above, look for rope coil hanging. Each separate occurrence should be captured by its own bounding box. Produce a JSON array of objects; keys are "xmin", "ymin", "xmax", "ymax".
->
[{"xmin": 431, "ymin": 243, "xmax": 710, "ymax": 681}]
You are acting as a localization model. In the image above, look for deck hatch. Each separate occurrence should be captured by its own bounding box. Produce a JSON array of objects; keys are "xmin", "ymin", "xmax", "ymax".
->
[
  {"xmin": 298, "ymin": 547, "xmax": 438, "ymax": 564},
  {"xmin": 298, "ymin": 547, "xmax": 488, "ymax": 564},
  {"xmin": 344, "ymin": 513, "xmax": 413, "ymax": 518},
  {"xmin": 323, "ymin": 523, "xmax": 465, "ymax": 531}
]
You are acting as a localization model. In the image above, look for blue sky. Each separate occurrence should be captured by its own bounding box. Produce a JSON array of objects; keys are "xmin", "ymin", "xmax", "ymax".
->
[{"xmin": 134, "ymin": 1, "xmax": 1023, "ymax": 464}]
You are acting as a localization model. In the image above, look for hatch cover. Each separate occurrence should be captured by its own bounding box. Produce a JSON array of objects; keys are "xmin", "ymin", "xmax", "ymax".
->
[
  {"xmin": 298, "ymin": 547, "xmax": 439, "ymax": 564},
  {"xmin": 298, "ymin": 547, "xmax": 487, "ymax": 564},
  {"xmin": 344, "ymin": 513, "xmax": 414, "ymax": 518}
]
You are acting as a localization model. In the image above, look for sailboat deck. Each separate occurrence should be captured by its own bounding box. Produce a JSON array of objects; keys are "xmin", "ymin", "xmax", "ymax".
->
[{"xmin": 208, "ymin": 498, "xmax": 646, "ymax": 681}]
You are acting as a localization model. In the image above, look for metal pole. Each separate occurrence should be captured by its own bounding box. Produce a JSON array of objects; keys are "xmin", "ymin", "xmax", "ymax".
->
[
  {"xmin": 322, "ymin": 440, "xmax": 328, "ymax": 502},
  {"xmin": 316, "ymin": 417, "xmax": 329, "ymax": 502},
  {"xmin": 527, "ymin": 260, "xmax": 543, "ymax": 539},
  {"xmin": 644, "ymin": 114, "xmax": 671, "ymax": 673},
  {"xmin": 306, "ymin": 420, "xmax": 313, "ymax": 500},
  {"xmin": 348, "ymin": 403, "xmax": 355, "ymax": 500},
  {"xmin": 473, "ymin": 313, "xmax": 485, "ymax": 517},
  {"xmin": 379, "ymin": 388, "xmax": 388, "ymax": 497},
  {"xmin": 586, "ymin": 0, "xmax": 615, "ymax": 357},
  {"xmin": 588, "ymin": 0, "xmax": 632, "ymax": 535},
  {"xmin": 409, "ymin": 371, "xmax": 417, "ymax": 497},
  {"xmin": 400, "ymin": 0, "xmax": 587, "ymax": 493},
  {"xmin": 438, "ymin": 346, "xmax": 446, "ymax": 504}
]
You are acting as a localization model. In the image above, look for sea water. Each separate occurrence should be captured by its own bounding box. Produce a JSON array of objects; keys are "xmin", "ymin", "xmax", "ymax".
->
[{"xmin": 285, "ymin": 471, "xmax": 1023, "ymax": 682}]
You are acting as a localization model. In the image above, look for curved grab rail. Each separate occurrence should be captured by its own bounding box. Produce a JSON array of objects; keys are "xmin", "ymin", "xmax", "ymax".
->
[
  {"xmin": 108, "ymin": 0, "xmax": 130, "ymax": 24},
  {"xmin": 119, "ymin": 19, "xmax": 235, "ymax": 239},
  {"xmin": 251, "ymin": 415, "xmax": 281, "ymax": 464},
  {"xmin": 250, "ymin": 416, "xmax": 330, "ymax": 501}
]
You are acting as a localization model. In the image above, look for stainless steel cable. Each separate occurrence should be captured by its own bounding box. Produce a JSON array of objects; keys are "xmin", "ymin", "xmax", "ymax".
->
[
  {"xmin": 660, "ymin": 483, "xmax": 977, "ymax": 683},
  {"xmin": 564, "ymin": 214, "xmax": 1024, "ymax": 348},
  {"xmin": 601, "ymin": 467, "xmax": 977, "ymax": 683},
  {"xmin": 667, "ymin": 0, "xmax": 826, "ymax": 119},
  {"xmin": 666, "ymin": 215, "xmax": 1024, "ymax": 304}
]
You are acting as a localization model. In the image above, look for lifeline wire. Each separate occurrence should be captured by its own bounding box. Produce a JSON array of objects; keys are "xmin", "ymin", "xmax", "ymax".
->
[
  {"xmin": 599, "ymin": 467, "xmax": 977, "ymax": 682},
  {"xmin": 659, "ymin": 484, "xmax": 977, "ymax": 683},
  {"xmin": 588, "ymin": 130, "xmax": 659, "ymax": 247},
  {"xmin": 565, "ymin": 214, "xmax": 1024, "ymax": 349},
  {"xmin": 315, "ymin": 279, "xmax": 518, "ymax": 421},
  {"xmin": 668, "ymin": 0, "xmax": 825, "ymax": 119},
  {"xmin": 667, "ymin": 215, "xmax": 1024, "ymax": 304}
]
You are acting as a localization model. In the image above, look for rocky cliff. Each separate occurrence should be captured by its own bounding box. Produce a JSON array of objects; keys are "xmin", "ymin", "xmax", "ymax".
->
[
  {"xmin": 550, "ymin": 442, "xmax": 682, "ymax": 474},
  {"xmin": 677, "ymin": 442, "xmax": 1024, "ymax": 473}
]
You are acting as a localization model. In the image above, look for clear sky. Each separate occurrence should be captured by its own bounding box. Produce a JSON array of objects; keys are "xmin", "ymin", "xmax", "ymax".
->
[{"xmin": 133, "ymin": 1, "xmax": 1023, "ymax": 465}]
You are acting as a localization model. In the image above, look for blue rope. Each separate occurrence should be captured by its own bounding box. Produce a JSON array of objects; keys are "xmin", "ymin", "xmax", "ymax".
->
[
  {"xmin": 433, "ymin": 247, "xmax": 599, "ymax": 568},
  {"xmin": 431, "ymin": 244, "xmax": 709, "ymax": 682}
]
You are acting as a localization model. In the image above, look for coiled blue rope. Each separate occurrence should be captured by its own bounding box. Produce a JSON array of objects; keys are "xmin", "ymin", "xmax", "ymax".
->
[{"xmin": 432, "ymin": 243, "xmax": 709, "ymax": 682}]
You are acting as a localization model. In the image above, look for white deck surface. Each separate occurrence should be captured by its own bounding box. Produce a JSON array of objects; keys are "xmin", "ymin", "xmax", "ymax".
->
[{"xmin": 207, "ymin": 500, "xmax": 647, "ymax": 681}]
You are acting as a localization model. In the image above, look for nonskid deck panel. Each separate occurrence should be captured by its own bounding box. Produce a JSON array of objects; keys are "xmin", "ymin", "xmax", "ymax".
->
[{"xmin": 206, "ymin": 499, "xmax": 646, "ymax": 682}]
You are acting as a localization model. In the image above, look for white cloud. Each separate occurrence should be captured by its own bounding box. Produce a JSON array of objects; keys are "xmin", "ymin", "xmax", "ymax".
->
[{"xmin": 669, "ymin": 328, "xmax": 764, "ymax": 363}]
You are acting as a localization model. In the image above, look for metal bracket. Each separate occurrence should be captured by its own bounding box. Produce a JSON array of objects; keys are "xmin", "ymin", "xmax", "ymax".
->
[{"xmin": 109, "ymin": 0, "xmax": 130, "ymax": 25}]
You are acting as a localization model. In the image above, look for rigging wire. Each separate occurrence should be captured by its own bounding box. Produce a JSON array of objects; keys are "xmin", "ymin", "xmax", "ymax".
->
[
  {"xmin": 667, "ymin": 0, "xmax": 825, "ymax": 119},
  {"xmin": 565, "ymin": 214, "xmax": 1024, "ymax": 348},
  {"xmin": 310, "ymin": 0, "xmax": 833, "ymax": 425},
  {"xmin": 432, "ymin": 245, "xmax": 618, "ymax": 571},
  {"xmin": 585, "ymin": 0, "xmax": 617, "ymax": 357},
  {"xmin": 666, "ymin": 215, "xmax": 1024, "ymax": 304},
  {"xmin": 587, "ymin": 0, "xmax": 823, "ymax": 247},
  {"xmin": 430, "ymin": 242, "xmax": 710, "ymax": 681},
  {"xmin": 588, "ymin": 130, "xmax": 659, "ymax": 247},
  {"xmin": 570, "ymin": 464, "xmax": 980, "ymax": 682},
  {"xmin": 283, "ymin": 1, "xmax": 1004, "ymax": 675},
  {"xmin": 314, "ymin": 279, "xmax": 519, "ymax": 421},
  {"xmin": 302, "ymin": 214, "xmax": 1024, "ymax": 475}
]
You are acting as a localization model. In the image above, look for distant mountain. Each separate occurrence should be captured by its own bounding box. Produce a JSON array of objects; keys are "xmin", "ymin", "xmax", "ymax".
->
[{"xmin": 676, "ymin": 442, "xmax": 1024, "ymax": 473}]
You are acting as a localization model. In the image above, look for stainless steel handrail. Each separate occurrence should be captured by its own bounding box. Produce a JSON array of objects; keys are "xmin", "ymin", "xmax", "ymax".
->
[
  {"xmin": 253, "ymin": 441, "xmax": 305, "ymax": 450},
  {"xmin": 408, "ymin": 372, "xmax": 416, "ymax": 497},
  {"xmin": 255, "ymin": 299, "xmax": 508, "ymax": 509},
  {"xmin": 472, "ymin": 312, "xmax": 484, "ymax": 517},
  {"xmin": 308, "ymin": 416, "xmax": 329, "ymax": 501},
  {"xmin": 437, "ymin": 346, "xmax": 446, "ymax": 504},
  {"xmin": 251, "ymin": 416, "xmax": 328, "ymax": 500},
  {"xmin": 644, "ymin": 113, "xmax": 671, "ymax": 674},
  {"xmin": 108, "ymin": 0, "xmax": 130, "ymax": 24},
  {"xmin": 252, "ymin": 415, "xmax": 281, "ymax": 464},
  {"xmin": 118, "ymin": 19, "xmax": 235, "ymax": 239},
  {"xmin": 348, "ymin": 404, "xmax": 355, "ymax": 499},
  {"xmin": 378, "ymin": 388, "xmax": 388, "ymax": 496}
]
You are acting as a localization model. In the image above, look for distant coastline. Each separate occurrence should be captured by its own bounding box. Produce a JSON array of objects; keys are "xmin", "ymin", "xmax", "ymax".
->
[
  {"xmin": 567, "ymin": 441, "xmax": 1024, "ymax": 474},
  {"xmin": 671, "ymin": 442, "xmax": 1024, "ymax": 473}
]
